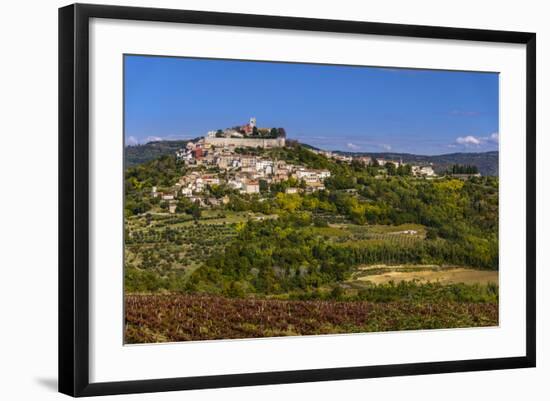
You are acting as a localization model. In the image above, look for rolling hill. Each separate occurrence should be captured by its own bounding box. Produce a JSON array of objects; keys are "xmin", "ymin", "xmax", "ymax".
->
[{"xmin": 124, "ymin": 140, "xmax": 193, "ymax": 167}]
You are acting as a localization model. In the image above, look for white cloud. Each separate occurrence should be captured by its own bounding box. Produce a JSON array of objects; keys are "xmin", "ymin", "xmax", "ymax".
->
[
  {"xmin": 456, "ymin": 135, "xmax": 481, "ymax": 146},
  {"xmin": 145, "ymin": 136, "xmax": 164, "ymax": 143},
  {"xmin": 346, "ymin": 142, "xmax": 360, "ymax": 150},
  {"xmin": 380, "ymin": 144, "xmax": 392, "ymax": 151},
  {"xmin": 454, "ymin": 132, "xmax": 499, "ymax": 148},
  {"xmin": 125, "ymin": 136, "xmax": 138, "ymax": 146}
]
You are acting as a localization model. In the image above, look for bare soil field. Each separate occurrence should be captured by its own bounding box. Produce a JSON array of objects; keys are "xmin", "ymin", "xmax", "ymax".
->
[{"xmin": 352, "ymin": 265, "xmax": 498, "ymax": 285}]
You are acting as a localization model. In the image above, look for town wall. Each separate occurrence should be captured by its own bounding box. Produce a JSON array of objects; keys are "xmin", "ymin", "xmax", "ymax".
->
[{"xmin": 204, "ymin": 137, "xmax": 285, "ymax": 148}]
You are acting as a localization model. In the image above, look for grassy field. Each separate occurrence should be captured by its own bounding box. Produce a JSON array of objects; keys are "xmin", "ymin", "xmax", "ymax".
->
[
  {"xmin": 125, "ymin": 293, "xmax": 498, "ymax": 343},
  {"xmin": 309, "ymin": 223, "xmax": 426, "ymax": 250}
]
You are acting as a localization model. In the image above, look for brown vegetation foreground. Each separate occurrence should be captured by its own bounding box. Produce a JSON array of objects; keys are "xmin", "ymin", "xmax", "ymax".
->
[{"xmin": 125, "ymin": 294, "xmax": 498, "ymax": 343}]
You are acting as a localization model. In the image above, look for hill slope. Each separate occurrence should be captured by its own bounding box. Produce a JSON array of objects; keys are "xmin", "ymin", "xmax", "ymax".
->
[{"xmin": 125, "ymin": 140, "xmax": 192, "ymax": 167}]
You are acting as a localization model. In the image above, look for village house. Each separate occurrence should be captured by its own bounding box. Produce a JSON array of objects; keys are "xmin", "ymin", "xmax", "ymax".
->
[
  {"xmin": 356, "ymin": 156, "xmax": 372, "ymax": 165},
  {"xmin": 241, "ymin": 166, "xmax": 257, "ymax": 174},
  {"xmin": 228, "ymin": 179, "xmax": 243, "ymax": 191},
  {"xmin": 412, "ymin": 165, "xmax": 437, "ymax": 177},
  {"xmin": 374, "ymin": 158, "xmax": 401, "ymax": 167},
  {"xmin": 194, "ymin": 178, "xmax": 205, "ymax": 193},
  {"xmin": 333, "ymin": 154, "xmax": 353, "ymax": 163},
  {"xmin": 207, "ymin": 197, "xmax": 220, "ymax": 207},
  {"xmin": 240, "ymin": 156, "xmax": 257, "ymax": 168},
  {"xmin": 181, "ymin": 187, "xmax": 193, "ymax": 197},
  {"xmin": 188, "ymin": 196, "xmax": 206, "ymax": 207},
  {"xmin": 318, "ymin": 150, "xmax": 334, "ymax": 158},
  {"xmin": 202, "ymin": 153, "xmax": 216, "ymax": 165},
  {"xmin": 305, "ymin": 181, "xmax": 326, "ymax": 192},
  {"xmin": 293, "ymin": 168, "xmax": 331, "ymax": 182},
  {"xmin": 242, "ymin": 180, "xmax": 260, "ymax": 194},
  {"xmin": 216, "ymin": 154, "xmax": 239, "ymax": 169},
  {"xmin": 255, "ymin": 159, "xmax": 274, "ymax": 175},
  {"xmin": 202, "ymin": 175, "xmax": 220, "ymax": 186}
]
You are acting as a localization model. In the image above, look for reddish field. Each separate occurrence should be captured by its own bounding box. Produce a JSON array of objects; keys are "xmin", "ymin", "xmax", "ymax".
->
[{"xmin": 125, "ymin": 294, "xmax": 498, "ymax": 343}]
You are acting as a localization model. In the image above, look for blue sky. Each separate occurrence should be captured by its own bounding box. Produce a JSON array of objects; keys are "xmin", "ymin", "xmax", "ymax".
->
[{"xmin": 124, "ymin": 55, "xmax": 499, "ymax": 155}]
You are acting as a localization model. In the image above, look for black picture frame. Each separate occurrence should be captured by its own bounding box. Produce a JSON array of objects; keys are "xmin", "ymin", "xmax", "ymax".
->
[{"xmin": 59, "ymin": 3, "xmax": 536, "ymax": 397}]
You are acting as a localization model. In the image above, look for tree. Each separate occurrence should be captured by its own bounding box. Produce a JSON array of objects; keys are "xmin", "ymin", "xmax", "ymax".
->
[
  {"xmin": 330, "ymin": 285, "xmax": 344, "ymax": 300},
  {"xmin": 176, "ymin": 198, "xmax": 193, "ymax": 213},
  {"xmin": 208, "ymin": 183, "xmax": 233, "ymax": 198},
  {"xmin": 450, "ymin": 164, "xmax": 479, "ymax": 175},
  {"xmin": 191, "ymin": 200, "xmax": 201, "ymax": 221},
  {"xmin": 386, "ymin": 162, "xmax": 397, "ymax": 176},
  {"xmin": 259, "ymin": 179, "xmax": 269, "ymax": 193},
  {"xmin": 351, "ymin": 159, "xmax": 364, "ymax": 171}
]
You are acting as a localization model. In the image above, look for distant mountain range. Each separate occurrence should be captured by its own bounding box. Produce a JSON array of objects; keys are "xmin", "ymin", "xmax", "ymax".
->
[
  {"xmin": 333, "ymin": 150, "xmax": 499, "ymax": 176},
  {"xmin": 125, "ymin": 139, "xmax": 499, "ymax": 176}
]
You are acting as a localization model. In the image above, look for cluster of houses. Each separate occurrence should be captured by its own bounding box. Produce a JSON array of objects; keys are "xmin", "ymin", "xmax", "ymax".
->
[
  {"xmin": 152, "ymin": 158, "xmax": 331, "ymax": 212},
  {"xmin": 152, "ymin": 176, "xmax": 230, "ymax": 212},
  {"xmin": 312, "ymin": 149, "xmax": 437, "ymax": 178}
]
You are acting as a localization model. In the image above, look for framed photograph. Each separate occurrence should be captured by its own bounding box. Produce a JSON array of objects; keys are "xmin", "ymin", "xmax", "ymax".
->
[{"xmin": 59, "ymin": 3, "xmax": 536, "ymax": 397}]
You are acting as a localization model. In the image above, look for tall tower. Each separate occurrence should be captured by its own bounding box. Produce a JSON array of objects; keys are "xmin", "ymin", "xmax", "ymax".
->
[{"xmin": 249, "ymin": 117, "xmax": 256, "ymax": 128}]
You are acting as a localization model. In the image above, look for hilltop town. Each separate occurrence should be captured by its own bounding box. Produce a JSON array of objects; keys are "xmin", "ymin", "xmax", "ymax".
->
[{"xmin": 148, "ymin": 118, "xmax": 469, "ymax": 214}]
